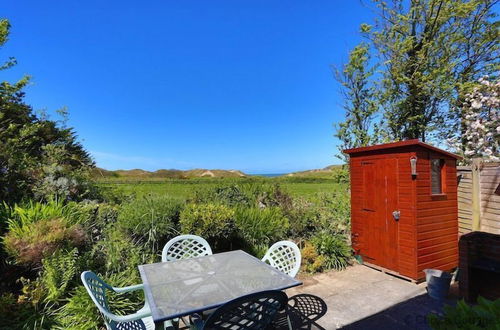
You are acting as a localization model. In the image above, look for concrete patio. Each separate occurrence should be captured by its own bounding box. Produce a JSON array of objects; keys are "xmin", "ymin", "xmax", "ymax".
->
[{"xmin": 283, "ymin": 264, "xmax": 456, "ymax": 329}]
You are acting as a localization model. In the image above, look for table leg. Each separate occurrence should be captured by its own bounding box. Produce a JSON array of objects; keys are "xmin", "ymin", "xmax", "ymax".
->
[
  {"xmin": 154, "ymin": 320, "xmax": 164, "ymax": 330},
  {"xmin": 155, "ymin": 319, "xmax": 177, "ymax": 330}
]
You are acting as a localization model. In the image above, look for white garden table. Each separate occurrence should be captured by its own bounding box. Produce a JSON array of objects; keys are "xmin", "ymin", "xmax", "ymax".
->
[{"xmin": 138, "ymin": 250, "xmax": 302, "ymax": 329}]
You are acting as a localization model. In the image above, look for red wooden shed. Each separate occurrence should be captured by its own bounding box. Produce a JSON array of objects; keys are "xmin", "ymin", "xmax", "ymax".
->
[{"xmin": 344, "ymin": 139, "xmax": 461, "ymax": 281}]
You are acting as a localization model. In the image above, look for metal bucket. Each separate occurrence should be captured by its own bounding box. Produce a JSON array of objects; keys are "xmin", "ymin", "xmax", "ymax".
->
[{"xmin": 424, "ymin": 269, "xmax": 452, "ymax": 300}]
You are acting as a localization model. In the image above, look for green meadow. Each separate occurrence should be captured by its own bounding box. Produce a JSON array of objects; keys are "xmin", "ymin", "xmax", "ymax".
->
[{"xmin": 98, "ymin": 176, "xmax": 346, "ymax": 200}]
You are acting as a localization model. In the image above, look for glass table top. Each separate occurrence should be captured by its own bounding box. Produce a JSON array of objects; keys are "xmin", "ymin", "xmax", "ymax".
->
[{"xmin": 139, "ymin": 250, "xmax": 302, "ymax": 322}]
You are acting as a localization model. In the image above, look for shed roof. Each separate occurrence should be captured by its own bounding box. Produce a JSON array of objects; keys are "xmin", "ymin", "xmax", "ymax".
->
[{"xmin": 343, "ymin": 139, "xmax": 462, "ymax": 160}]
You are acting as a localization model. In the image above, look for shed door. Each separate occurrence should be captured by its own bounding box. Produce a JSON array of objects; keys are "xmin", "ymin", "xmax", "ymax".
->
[{"xmin": 361, "ymin": 158, "xmax": 399, "ymax": 271}]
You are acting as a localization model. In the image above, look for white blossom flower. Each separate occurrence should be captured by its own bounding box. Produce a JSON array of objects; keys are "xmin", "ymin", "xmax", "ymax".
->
[{"xmin": 471, "ymin": 100, "xmax": 482, "ymax": 109}]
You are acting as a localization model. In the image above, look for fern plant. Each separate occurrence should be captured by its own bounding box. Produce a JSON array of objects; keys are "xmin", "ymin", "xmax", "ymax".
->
[
  {"xmin": 42, "ymin": 248, "xmax": 79, "ymax": 303},
  {"xmin": 428, "ymin": 297, "xmax": 500, "ymax": 329}
]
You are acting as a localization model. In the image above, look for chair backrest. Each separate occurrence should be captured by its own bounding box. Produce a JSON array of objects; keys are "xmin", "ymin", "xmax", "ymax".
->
[
  {"xmin": 162, "ymin": 234, "xmax": 213, "ymax": 262},
  {"xmin": 262, "ymin": 241, "xmax": 301, "ymax": 278},
  {"xmin": 81, "ymin": 271, "xmax": 147, "ymax": 330},
  {"xmin": 203, "ymin": 290, "xmax": 288, "ymax": 330}
]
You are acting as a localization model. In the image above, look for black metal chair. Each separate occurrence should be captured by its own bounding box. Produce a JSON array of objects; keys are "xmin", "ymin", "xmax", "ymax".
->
[{"xmin": 190, "ymin": 290, "xmax": 289, "ymax": 330}]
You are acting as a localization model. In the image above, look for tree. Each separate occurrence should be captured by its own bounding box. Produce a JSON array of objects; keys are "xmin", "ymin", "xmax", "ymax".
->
[
  {"xmin": 449, "ymin": 77, "xmax": 499, "ymax": 162},
  {"xmin": 372, "ymin": 0, "xmax": 499, "ymax": 142},
  {"xmin": 336, "ymin": 0, "xmax": 499, "ymax": 148},
  {"xmin": 334, "ymin": 43, "xmax": 381, "ymax": 160},
  {"xmin": 0, "ymin": 19, "xmax": 95, "ymax": 203}
]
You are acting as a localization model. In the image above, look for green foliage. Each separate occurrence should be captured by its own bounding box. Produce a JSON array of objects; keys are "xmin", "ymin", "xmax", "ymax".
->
[
  {"xmin": 301, "ymin": 242, "xmax": 327, "ymax": 273},
  {"xmin": 93, "ymin": 226, "xmax": 148, "ymax": 274},
  {"xmin": 0, "ymin": 19, "xmax": 96, "ymax": 204},
  {"xmin": 427, "ymin": 297, "xmax": 500, "ymax": 329},
  {"xmin": 286, "ymin": 190, "xmax": 351, "ymax": 239},
  {"xmin": 180, "ymin": 203, "xmax": 235, "ymax": 248},
  {"xmin": 0, "ymin": 293, "xmax": 54, "ymax": 330},
  {"xmin": 331, "ymin": 166, "xmax": 350, "ymax": 184},
  {"xmin": 335, "ymin": 0, "xmax": 499, "ymax": 146},
  {"xmin": 311, "ymin": 191, "xmax": 351, "ymax": 234},
  {"xmin": 53, "ymin": 286, "xmax": 101, "ymax": 330},
  {"xmin": 311, "ymin": 231, "xmax": 352, "ymax": 271},
  {"xmin": 189, "ymin": 184, "xmax": 251, "ymax": 206},
  {"xmin": 334, "ymin": 43, "xmax": 380, "ymax": 160},
  {"xmin": 41, "ymin": 248, "xmax": 79, "ymax": 304},
  {"xmin": 117, "ymin": 195, "xmax": 182, "ymax": 251},
  {"xmin": 2, "ymin": 201, "xmax": 90, "ymax": 266},
  {"xmin": 54, "ymin": 271, "xmax": 145, "ymax": 330},
  {"xmin": 234, "ymin": 206, "xmax": 289, "ymax": 254}
]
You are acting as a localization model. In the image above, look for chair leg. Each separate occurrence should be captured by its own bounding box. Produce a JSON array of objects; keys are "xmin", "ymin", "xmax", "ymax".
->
[{"xmin": 287, "ymin": 315, "xmax": 292, "ymax": 330}]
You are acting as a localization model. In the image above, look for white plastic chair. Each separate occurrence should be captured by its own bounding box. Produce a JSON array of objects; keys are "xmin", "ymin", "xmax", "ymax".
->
[
  {"xmin": 81, "ymin": 271, "xmax": 173, "ymax": 330},
  {"xmin": 262, "ymin": 241, "xmax": 302, "ymax": 278},
  {"xmin": 162, "ymin": 234, "xmax": 213, "ymax": 262}
]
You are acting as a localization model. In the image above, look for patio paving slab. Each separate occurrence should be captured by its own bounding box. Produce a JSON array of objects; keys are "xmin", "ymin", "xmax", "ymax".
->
[{"xmin": 283, "ymin": 264, "xmax": 456, "ymax": 329}]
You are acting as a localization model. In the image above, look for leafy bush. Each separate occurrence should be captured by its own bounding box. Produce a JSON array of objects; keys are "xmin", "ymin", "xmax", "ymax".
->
[
  {"xmin": 311, "ymin": 232, "xmax": 351, "ymax": 271},
  {"xmin": 285, "ymin": 197, "xmax": 317, "ymax": 238},
  {"xmin": 92, "ymin": 225, "xmax": 149, "ymax": 274},
  {"xmin": 189, "ymin": 182, "xmax": 294, "ymax": 211},
  {"xmin": 117, "ymin": 195, "xmax": 182, "ymax": 251},
  {"xmin": 2, "ymin": 200, "xmax": 90, "ymax": 266},
  {"xmin": 242, "ymin": 182, "xmax": 294, "ymax": 210},
  {"xmin": 301, "ymin": 242, "xmax": 327, "ymax": 273},
  {"xmin": 55, "ymin": 271, "xmax": 145, "ymax": 329},
  {"xmin": 40, "ymin": 248, "xmax": 79, "ymax": 303},
  {"xmin": 331, "ymin": 166, "xmax": 350, "ymax": 184},
  {"xmin": 2, "ymin": 200, "xmax": 93, "ymax": 265},
  {"xmin": 180, "ymin": 203, "xmax": 235, "ymax": 249},
  {"xmin": 309, "ymin": 191, "xmax": 350, "ymax": 234},
  {"xmin": 234, "ymin": 206, "xmax": 289, "ymax": 252},
  {"xmin": 53, "ymin": 286, "xmax": 101, "ymax": 330},
  {"xmin": 189, "ymin": 184, "xmax": 250, "ymax": 206},
  {"xmin": 428, "ymin": 297, "xmax": 500, "ymax": 329},
  {"xmin": 0, "ymin": 293, "xmax": 54, "ymax": 330}
]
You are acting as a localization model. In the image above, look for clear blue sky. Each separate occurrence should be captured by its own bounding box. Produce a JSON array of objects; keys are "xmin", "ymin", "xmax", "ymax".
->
[{"xmin": 1, "ymin": 1, "xmax": 374, "ymax": 173}]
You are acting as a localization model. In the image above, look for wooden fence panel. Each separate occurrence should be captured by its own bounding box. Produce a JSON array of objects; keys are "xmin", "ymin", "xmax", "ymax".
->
[{"xmin": 457, "ymin": 161, "xmax": 500, "ymax": 235}]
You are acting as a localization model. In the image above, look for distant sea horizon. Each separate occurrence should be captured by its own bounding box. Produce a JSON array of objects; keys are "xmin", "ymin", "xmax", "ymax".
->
[{"xmin": 249, "ymin": 173, "xmax": 286, "ymax": 177}]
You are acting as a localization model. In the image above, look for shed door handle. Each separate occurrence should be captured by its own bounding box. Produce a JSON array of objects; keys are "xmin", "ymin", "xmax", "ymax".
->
[{"xmin": 392, "ymin": 210, "xmax": 400, "ymax": 221}]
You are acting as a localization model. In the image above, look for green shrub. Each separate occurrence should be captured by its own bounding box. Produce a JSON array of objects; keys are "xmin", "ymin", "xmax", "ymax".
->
[
  {"xmin": 331, "ymin": 166, "xmax": 350, "ymax": 184},
  {"xmin": 241, "ymin": 182, "xmax": 294, "ymax": 210},
  {"xmin": 54, "ymin": 271, "xmax": 145, "ymax": 329},
  {"xmin": 180, "ymin": 203, "xmax": 235, "ymax": 249},
  {"xmin": 53, "ymin": 286, "xmax": 101, "ymax": 330},
  {"xmin": 234, "ymin": 206, "xmax": 289, "ymax": 253},
  {"xmin": 83, "ymin": 203, "xmax": 118, "ymax": 244},
  {"xmin": 285, "ymin": 197, "xmax": 317, "ymax": 238},
  {"xmin": 428, "ymin": 297, "xmax": 500, "ymax": 329},
  {"xmin": 41, "ymin": 248, "xmax": 79, "ymax": 304},
  {"xmin": 301, "ymin": 242, "xmax": 327, "ymax": 273},
  {"xmin": 0, "ymin": 293, "xmax": 54, "ymax": 330},
  {"xmin": 311, "ymin": 231, "xmax": 351, "ymax": 271},
  {"xmin": 0, "ymin": 201, "xmax": 11, "ymax": 236},
  {"xmin": 2, "ymin": 200, "xmax": 93, "ymax": 265},
  {"xmin": 189, "ymin": 184, "xmax": 250, "ymax": 206},
  {"xmin": 287, "ymin": 191, "xmax": 350, "ymax": 240},
  {"xmin": 117, "ymin": 195, "xmax": 182, "ymax": 251},
  {"xmin": 93, "ymin": 225, "xmax": 149, "ymax": 274},
  {"xmin": 189, "ymin": 182, "xmax": 294, "ymax": 211}
]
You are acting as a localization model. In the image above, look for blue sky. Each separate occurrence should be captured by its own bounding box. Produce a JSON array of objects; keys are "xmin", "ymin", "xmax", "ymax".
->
[{"xmin": 1, "ymin": 1, "xmax": 374, "ymax": 173}]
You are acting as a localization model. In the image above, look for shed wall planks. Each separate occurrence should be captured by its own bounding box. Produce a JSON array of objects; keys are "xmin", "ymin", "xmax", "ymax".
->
[{"xmin": 345, "ymin": 140, "xmax": 460, "ymax": 281}]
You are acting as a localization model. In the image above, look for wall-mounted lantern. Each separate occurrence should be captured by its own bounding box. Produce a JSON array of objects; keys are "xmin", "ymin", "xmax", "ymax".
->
[{"xmin": 410, "ymin": 156, "xmax": 418, "ymax": 177}]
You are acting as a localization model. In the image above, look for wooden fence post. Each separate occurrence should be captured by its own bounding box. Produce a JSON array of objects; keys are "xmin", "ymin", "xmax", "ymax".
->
[{"xmin": 471, "ymin": 159, "xmax": 482, "ymax": 231}]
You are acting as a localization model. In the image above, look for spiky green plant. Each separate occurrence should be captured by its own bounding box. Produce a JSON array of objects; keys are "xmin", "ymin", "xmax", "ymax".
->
[{"xmin": 428, "ymin": 297, "xmax": 500, "ymax": 329}]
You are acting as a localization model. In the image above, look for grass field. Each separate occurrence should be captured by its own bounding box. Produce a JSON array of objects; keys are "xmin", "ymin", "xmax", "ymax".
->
[{"xmin": 99, "ymin": 177, "xmax": 346, "ymax": 200}]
